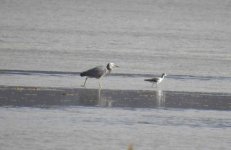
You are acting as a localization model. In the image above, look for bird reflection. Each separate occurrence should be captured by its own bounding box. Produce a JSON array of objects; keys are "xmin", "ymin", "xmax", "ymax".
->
[
  {"xmin": 79, "ymin": 88, "xmax": 113, "ymax": 107},
  {"xmin": 96, "ymin": 88, "xmax": 113, "ymax": 107},
  {"xmin": 79, "ymin": 88, "xmax": 166, "ymax": 108},
  {"xmin": 155, "ymin": 90, "xmax": 165, "ymax": 108}
]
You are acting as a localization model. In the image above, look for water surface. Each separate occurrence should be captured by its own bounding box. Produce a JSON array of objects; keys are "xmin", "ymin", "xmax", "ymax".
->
[{"xmin": 0, "ymin": 107, "xmax": 230, "ymax": 150}]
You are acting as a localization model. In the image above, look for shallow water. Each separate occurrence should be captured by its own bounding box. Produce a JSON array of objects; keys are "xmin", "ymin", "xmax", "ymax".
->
[
  {"xmin": 0, "ymin": 86, "xmax": 230, "ymax": 110},
  {"xmin": 0, "ymin": 70, "xmax": 231, "ymax": 93},
  {"xmin": 0, "ymin": 107, "xmax": 230, "ymax": 150}
]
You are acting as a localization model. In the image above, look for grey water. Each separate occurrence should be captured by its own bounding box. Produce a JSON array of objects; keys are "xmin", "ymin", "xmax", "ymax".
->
[
  {"xmin": 0, "ymin": 107, "xmax": 230, "ymax": 150},
  {"xmin": 0, "ymin": 0, "xmax": 231, "ymax": 149}
]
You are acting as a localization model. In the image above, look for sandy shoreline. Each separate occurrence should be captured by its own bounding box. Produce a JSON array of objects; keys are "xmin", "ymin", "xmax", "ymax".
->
[{"xmin": 0, "ymin": 85, "xmax": 230, "ymax": 110}]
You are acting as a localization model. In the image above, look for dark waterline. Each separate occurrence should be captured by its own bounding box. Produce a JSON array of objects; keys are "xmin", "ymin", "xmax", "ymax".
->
[{"xmin": 0, "ymin": 86, "xmax": 230, "ymax": 110}]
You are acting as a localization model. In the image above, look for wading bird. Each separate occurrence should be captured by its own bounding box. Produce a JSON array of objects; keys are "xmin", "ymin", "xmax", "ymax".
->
[
  {"xmin": 80, "ymin": 62, "xmax": 119, "ymax": 88},
  {"xmin": 144, "ymin": 73, "xmax": 167, "ymax": 87}
]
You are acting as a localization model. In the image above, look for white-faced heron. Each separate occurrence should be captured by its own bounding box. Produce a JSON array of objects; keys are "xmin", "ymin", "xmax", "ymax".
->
[
  {"xmin": 144, "ymin": 73, "xmax": 167, "ymax": 87},
  {"xmin": 80, "ymin": 62, "xmax": 119, "ymax": 88}
]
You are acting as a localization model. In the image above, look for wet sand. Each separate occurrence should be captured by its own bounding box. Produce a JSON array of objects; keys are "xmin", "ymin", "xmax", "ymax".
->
[{"xmin": 0, "ymin": 86, "xmax": 230, "ymax": 110}]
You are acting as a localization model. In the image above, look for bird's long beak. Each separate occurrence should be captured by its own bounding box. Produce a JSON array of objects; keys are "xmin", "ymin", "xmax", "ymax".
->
[{"xmin": 115, "ymin": 65, "xmax": 119, "ymax": 68}]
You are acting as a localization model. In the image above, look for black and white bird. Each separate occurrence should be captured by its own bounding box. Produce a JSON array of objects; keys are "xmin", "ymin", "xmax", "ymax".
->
[
  {"xmin": 80, "ymin": 62, "xmax": 119, "ymax": 88},
  {"xmin": 144, "ymin": 73, "xmax": 167, "ymax": 87}
]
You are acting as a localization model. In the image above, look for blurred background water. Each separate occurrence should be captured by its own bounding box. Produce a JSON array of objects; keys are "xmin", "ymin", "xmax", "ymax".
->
[
  {"xmin": 0, "ymin": 0, "xmax": 231, "ymax": 75},
  {"xmin": 0, "ymin": 0, "xmax": 231, "ymax": 149}
]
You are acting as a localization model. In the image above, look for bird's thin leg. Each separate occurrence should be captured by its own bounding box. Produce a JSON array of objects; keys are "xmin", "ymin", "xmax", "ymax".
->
[
  {"xmin": 81, "ymin": 77, "xmax": 88, "ymax": 87},
  {"xmin": 98, "ymin": 79, "xmax": 102, "ymax": 89}
]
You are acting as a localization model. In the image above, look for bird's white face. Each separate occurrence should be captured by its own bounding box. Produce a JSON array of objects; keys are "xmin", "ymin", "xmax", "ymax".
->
[
  {"xmin": 162, "ymin": 73, "xmax": 167, "ymax": 77},
  {"xmin": 107, "ymin": 62, "xmax": 119, "ymax": 70}
]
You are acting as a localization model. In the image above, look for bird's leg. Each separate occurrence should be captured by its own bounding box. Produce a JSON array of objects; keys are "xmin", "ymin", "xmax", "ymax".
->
[
  {"xmin": 81, "ymin": 77, "xmax": 88, "ymax": 87},
  {"xmin": 98, "ymin": 79, "xmax": 102, "ymax": 89}
]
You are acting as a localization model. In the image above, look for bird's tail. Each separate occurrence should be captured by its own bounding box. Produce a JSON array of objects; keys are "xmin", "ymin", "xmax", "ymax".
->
[{"xmin": 80, "ymin": 72, "xmax": 86, "ymax": 77}]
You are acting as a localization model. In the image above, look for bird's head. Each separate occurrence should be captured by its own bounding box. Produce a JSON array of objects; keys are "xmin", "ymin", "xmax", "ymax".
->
[
  {"xmin": 106, "ymin": 62, "xmax": 119, "ymax": 71},
  {"xmin": 162, "ymin": 73, "xmax": 167, "ymax": 77}
]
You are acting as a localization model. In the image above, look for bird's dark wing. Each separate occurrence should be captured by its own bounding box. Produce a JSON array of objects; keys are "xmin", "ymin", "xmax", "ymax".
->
[
  {"xmin": 144, "ymin": 78, "xmax": 158, "ymax": 82},
  {"xmin": 80, "ymin": 66, "xmax": 106, "ymax": 78}
]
